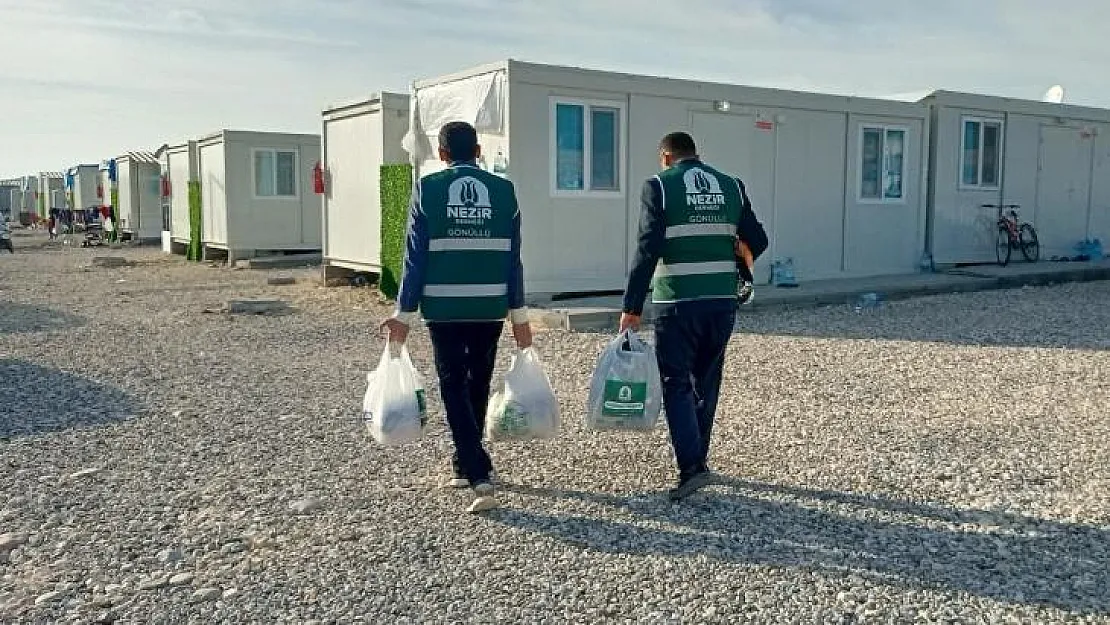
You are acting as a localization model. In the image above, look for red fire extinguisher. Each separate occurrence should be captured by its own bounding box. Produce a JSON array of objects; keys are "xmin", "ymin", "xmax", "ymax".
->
[
  {"xmin": 312, "ymin": 161, "xmax": 326, "ymax": 195},
  {"xmin": 96, "ymin": 184, "xmax": 103, "ymax": 199},
  {"xmin": 160, "ymin": 175, "xmax": 171, "ymax": 198}
]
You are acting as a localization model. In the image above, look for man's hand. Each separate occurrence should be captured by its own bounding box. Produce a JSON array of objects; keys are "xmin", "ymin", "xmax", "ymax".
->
[
  {"xmin": 736, "ymin": 237, "xmax": 753, "ymax": 268},
  {"xmin": 380, "ymin": 318, "xmax": 410, "ymax": 344},
  {"xmin": 619, "ymin": 313, "xmax": 641, "ymax": 333},
  {"xmin": 512, "ymin": 322, "xmax": 533, "ymax": 349}
]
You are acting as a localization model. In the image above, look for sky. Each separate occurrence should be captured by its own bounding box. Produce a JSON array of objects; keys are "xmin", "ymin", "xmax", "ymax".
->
[{"xmin": 2, "ymin": 0, "xmax": 1108, "ymax": 176}]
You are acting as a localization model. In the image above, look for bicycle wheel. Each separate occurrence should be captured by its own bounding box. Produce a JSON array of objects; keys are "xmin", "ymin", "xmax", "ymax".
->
[
  {"xmin": 996, "ymin": 227, "xmax": 1012, "ymax": 266},
  {"xmin": 1019, "ymin": 224, "xmax": 1040, "ymax": 262}
]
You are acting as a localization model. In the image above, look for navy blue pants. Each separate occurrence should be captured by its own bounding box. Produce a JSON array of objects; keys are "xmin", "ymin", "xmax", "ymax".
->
[
  {"xmin": 654, "ymin": 309, "xmax": 737, "ymax": 480},
  {"xmin": 427, "ymin": 321, "xmax": 503, "ymax": 483}
]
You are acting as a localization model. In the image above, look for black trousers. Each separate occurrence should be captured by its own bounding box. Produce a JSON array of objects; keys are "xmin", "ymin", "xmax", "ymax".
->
[
  {"xmin": 427, "ymin": 321, "xmax": 503, "ymax": 483},
  {"xmin": 654, "ymin": 309, "xmax": 737, "ymax": 480}
]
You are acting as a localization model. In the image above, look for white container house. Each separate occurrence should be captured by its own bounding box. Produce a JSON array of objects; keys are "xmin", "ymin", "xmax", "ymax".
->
[
  {"xmin": 66, "ymin": 165, "xmax": 100, "ymax": 211},
  {"xmin": 196, "ymin": 129, "xmax": 322, "ymax": 263},
  {"xmin": 1, "ymin": 177, "xmax": 32, "ymax": 218},
  {"xmin": 98, "ymin": 161, "xmax": 114, "ymax": 210},
  {"xmin": 321, "ymin": 92, "xmax": 411, "ymax": 282},
  {"xmin": 114, "ymin": 151, "xmax": 162, "ymax": 242},
  {"xmin": 403, "ymin": 60, "xmax": 930, "ymax": 294},
  {"xmin": 921, "ymin": 90, "xmax": 1110, "ymax": 264},
  {"xmin": 0, "ymin": 182, "xmax": 15, "ymax": 218},
  {"xmin": 164, "ymin": 141, "xmax": 199, "ymax": 253},
  {"xmin": 37, "ymin": 173, "xmax": 63, "ymax": 216},
  {"xmin": 10, "ymin": 189, "xmax": 25, "ymax": 221},
  {"xmin": 17, "ymin": 175, "xmax": 37, "ymax": 216}
]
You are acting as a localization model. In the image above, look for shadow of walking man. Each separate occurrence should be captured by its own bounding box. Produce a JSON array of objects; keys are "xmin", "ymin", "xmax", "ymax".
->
[{"xmin": 491, "ymin": 476, "xmax": 1109, "ymax": 614}]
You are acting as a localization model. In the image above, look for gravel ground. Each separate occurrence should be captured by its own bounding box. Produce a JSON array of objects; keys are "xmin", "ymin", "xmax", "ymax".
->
[{"xmin": 1, "ymin": 230, "xmax": 1109, "ymax": 624}]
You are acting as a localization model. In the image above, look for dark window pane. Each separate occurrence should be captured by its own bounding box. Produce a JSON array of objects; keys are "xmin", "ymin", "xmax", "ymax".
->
[
  {"xmin": 981, "ymin": 123, "xmax": 1000, "ymax": 186},
  {"xmin": 860, "ymin": 128, "xmax": 882, "ymax": 198},
  {"xmin": 555, "ymin": 104, "xmax": 584, "ymax": 190},
  {"xmin": 962, "ymin": 121, "xmax": 980, "ymax": 186},
  {"xmin": 276, "ymin": 151, "xmax": 297, "ymax": 196},
  {"xmin": 590, "ymin": 107, "xmax": 619, "ymax": 191},
  {"xmin": 884, "ymin": 129, "xmax": 905, "ymax": 199}
]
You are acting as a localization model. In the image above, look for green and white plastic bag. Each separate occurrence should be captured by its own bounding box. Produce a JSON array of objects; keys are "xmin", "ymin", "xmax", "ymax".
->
[
  {"xmin": 485, "ymin": 347, "xmax": 560, "ymax": 441},
  {"xmin": 586, "ymin": 330, "xmax": 663, "ymax": 431},
  {"xmin": 363, "ymin": 341, "xmax": 427, "ymax": 446}
]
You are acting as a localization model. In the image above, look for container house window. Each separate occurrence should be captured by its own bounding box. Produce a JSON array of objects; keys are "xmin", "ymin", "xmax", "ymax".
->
[
  {"xmin": 254, "ymin": 149, "xmax": 298, "ymax": 198},
  {"xmin": 551, "ymin": 99, "xmax": 624, "ymax": 195},
  {"xmin": 960, "ymin": 118, "xmax": 1002, "ymax": 188},
  {"xmin": 555, "ymin": 104, "xmax": 584, "ymax": 190},
  {"xmin": 859, "ymin": 125, "xmax": 906, "ymax": 202}
]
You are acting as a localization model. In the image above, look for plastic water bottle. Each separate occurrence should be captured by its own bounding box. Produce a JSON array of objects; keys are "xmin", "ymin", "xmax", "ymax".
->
[
  {"xmin": 919, "ymin": 252, "xmax": 934, "ymax": 273},
  {"xmin": 493, "ymin": 149, "xmax": 508, "ymax": 175},
  {"xmin": 854, "ymin": 292, "xmax": 884, "ymax": 313},
  {"xmin": 770, "ymin": 258, "xmax": 798, "ymax": 287}
]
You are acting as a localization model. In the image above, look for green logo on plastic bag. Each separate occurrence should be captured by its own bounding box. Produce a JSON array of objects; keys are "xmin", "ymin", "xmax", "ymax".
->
[
  {"xmin": 497, "ymin": 401, "xmax": 529, "ymax": 435},
  {"xmin": 602, "ymin": 381, "xmax": 647, "ymax": 418}
]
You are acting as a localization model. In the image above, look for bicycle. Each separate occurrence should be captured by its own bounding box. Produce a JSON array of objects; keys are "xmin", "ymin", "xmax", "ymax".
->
[{"xmin": 982, "ymin": 203, "xmax": 1039, "ymax": 266}]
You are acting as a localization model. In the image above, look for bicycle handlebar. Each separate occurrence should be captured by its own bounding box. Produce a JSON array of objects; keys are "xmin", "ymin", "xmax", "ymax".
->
[{"xmin": 980, "ymin": 203, "xmax": 1020, "ymax": 209}]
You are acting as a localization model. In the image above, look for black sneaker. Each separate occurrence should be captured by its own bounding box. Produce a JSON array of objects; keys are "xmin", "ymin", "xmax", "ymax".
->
[
  {"xmin": 668, "ymin": 470, "xmax": 717, "ymax": 501},
  {"xmin": 442, "ymin": 469, "xmax": 499, "ymax": 489},
  {"xmin": 737, "ymin": 281, "xmax": 754, "ymax": 306}
]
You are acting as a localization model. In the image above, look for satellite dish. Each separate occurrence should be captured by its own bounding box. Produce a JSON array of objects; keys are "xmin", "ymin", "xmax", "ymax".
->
[{"xmin": 1042, "ymin": 85, "xmax": 1065, "ymax": 104}]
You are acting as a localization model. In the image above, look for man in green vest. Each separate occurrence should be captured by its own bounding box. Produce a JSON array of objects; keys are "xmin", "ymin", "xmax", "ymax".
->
[
  {"xmin": 620, "ymin": 131, "xmax": 768, "ymax": 501},
  {"xmin": 382, "ymin": 121, "xmax": 533, "ymax": 514}
]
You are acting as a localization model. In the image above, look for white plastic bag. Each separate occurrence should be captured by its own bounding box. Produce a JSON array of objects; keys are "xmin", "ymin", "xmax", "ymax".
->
[
  {"xmin": 362, "ymin": 341, "xmax": 427, "ymax": 446},
  {"xmin": 485, "ymin": 347, "xmax": 560, "ymax": 441},
  {"xmin": 586, "ymin": 330, "xmax": 663, "ymax": 431}
]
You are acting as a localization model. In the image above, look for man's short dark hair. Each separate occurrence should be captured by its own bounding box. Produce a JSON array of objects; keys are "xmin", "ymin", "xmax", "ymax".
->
[
  {"xmin": 439, "ymin": 121, "xmax": 478, "ymax": 161},
  {"xmin": 659, "ymin": 132, "xmax": 697, "ymax": 157}
]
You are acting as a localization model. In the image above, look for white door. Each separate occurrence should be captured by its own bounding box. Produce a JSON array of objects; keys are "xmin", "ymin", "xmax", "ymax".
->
[
  {"xmin": 691, "ymin": 112, "xmax": 757, "ymax": 187},
  {"xmin": 1088, "ymin": 133, "xmax": 1110, "ymax": 250},
  {"xmin": 324, "ymin": 112, "xmax": 380, "ymax": 265},
  {"xmin": 1036, "ymin": 126, "xmax": 1094, "ymax": 259},
  {"xmin": 200, "ymin": 143, "xmax": 227, "ymax": 245},
  {"xmin": 691, "ymin": 112, "xmax": 773, "ymax": 281},
  {"xmin": 169, "ymin": 153, "xmax": 192, "ymax": 240}
]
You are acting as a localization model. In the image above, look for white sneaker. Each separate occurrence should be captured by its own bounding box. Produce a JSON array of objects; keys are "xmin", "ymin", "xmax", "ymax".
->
[
  {"xmin": 443, "ymin": 477, "xmax": 470, "ymax": 489},
  {"xmin": 466, "ymin": 495, "xmax": 498, "ymax": 513},
  {"xmin": 467, "ymin": 482, "xmax": 498, "ymax": 513}
]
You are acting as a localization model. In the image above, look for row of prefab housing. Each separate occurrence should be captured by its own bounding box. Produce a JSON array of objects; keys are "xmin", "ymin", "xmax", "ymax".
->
[{"xmin": 8, "ymin": 60, "xmax": 1110, "ymax": 294}]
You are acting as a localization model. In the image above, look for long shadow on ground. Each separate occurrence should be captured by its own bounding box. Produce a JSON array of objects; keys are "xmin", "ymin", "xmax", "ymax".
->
[
  {"xmin": 0, "ymin": 302, "xmax": 86, "ymax": 335},
  {"xmin": 572, "ymin": 283, "xmax": 1110, "ymax": 350},
  {"xmin": 730, "ymin": 284, "xmax": 1110, "ymax": 351},
  {"xmin": 492, "ymin": 478, "xmax": 1110, "ymax": 614},
  {"xmin": 0, "ymin": 359, "xmax": 136, "ymax": 438}
]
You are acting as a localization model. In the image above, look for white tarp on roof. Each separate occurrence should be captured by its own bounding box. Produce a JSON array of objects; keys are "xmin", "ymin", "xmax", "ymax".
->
[
  {"xmin": 401, "ymin": 69, "xmax": 506, "ymax": 164},
  {"xmin": 120, "ymin": 151, "xmax": 158, "ymax": 164},
  {"xmin": 877, "ymin": 89, "xmax": 936, "ymax": 103}
]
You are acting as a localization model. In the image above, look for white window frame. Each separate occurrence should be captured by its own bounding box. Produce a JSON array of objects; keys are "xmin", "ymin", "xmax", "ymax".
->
[
  {"xmin": 251, "ymin": 147, "xmax": 300, "ymax": 200},
  {"xmin": 549, "ymin": 97, "xmax": 627, "ymax": 198},
  {"xmin": 857, "ymin": 124, "xmax": 909, "ymax": 204},
  {"xmin": 958, "ymin": 116, "xmax": 1003, "ymax": 190}
]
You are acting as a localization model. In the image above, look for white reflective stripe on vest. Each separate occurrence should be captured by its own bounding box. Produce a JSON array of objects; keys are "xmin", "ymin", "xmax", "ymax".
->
[
  {"xmin": 655, "ymin": 260, "xmax": 737, "ymax": 277},
  {"xmin": 665, "ymin": 223, "xmax": 737, "ymax": 239},
  {"xmin": 428, "ymin": 238, "xmax": 511, "ymax": 252},
  {"xmin": 424, "ymin": 283, "xmax": 508, "ymax": 297}
]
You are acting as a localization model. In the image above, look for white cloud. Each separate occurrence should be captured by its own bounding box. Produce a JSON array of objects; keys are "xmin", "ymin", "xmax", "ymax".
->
[{"xmin": 2, "ymin": 0, "xmax": 1108, "ymax": 174}]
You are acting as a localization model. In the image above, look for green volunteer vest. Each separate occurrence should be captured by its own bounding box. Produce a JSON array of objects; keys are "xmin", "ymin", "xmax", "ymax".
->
[
  {"xmin": 420, "ymin": 165, "xmax": 517, "ymax": 322},
  {"xmin": 652, "ymin": 161, "xmax": 742, "ymax": 304}
]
